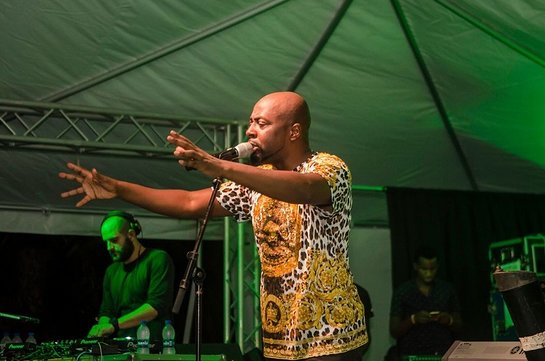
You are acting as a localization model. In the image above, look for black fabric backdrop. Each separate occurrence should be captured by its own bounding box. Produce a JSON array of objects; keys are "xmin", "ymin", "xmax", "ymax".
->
[{"xmin": 386, "ymin": 187, "xmax": 545, "ymax": 341}]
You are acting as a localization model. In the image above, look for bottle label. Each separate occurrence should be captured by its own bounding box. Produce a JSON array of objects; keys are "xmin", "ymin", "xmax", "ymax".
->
[
  {"xmin": 163, "ymin": 340, "xmax": 175, "ymax": 347},
  {"xmin": 137, "ymin": 339, "xmax": 149, "ymax": 347}
]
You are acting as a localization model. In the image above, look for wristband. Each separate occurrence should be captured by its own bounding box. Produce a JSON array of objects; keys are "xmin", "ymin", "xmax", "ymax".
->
[
  {"xmin": 109, "ymin": 317, "xmax": 120, "ymax": 333},
  {"xmin": 410, "ymin": 314, "xmax": 416, "ymax": 325}
]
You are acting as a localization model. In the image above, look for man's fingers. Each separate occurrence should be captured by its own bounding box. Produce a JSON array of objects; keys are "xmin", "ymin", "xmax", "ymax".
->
[
  {"xmin": 174, "ymin": 148, "xmax": 202, "ymax": 161},
  {"xmin": 60, "ymin": 187, "xmax": 85, "ymax": 198},
  {"xmin": 167, "ymin": 131, "xmax": 198, "ymax": 149},
  {"xmin": 66, "ymin": 162, "xmax": 81, "ymax": 171},
  {"xmin": 167, "ymin": 131, "xmax": 183, "ymax": 144},
  {"xmin": 66, "ymin": 162, "xmax": 92, "ymax": 176},
  {"xmin": 58, "ymin": 172, "xmax": 84, "ymax": 183},
  {"xmin": 173, "ymin": 146, "xmax": 189, "ymax": 157},
  {"xmin": 75, "ymin": 196, "xmax": 91, "ymax": 208}
]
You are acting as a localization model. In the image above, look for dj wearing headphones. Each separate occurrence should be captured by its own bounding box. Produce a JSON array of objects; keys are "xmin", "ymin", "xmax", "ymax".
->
[{"xmin": 87, "ymin": 210, "xmax": 174, "ymax": 341}]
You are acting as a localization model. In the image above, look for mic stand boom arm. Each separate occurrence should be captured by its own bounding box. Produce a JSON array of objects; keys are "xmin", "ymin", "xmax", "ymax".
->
[
  {"xmin": 172, "ymin": 176, "xmax": 223, "ymax": 361},
  {"xmin": 0, "ymin": 312, "xmax": 40, "ymax": 324}
]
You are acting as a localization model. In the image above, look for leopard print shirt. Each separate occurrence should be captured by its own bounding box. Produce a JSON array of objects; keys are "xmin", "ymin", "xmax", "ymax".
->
[{"xmin": 216, "ymin": 152, "xmax": 368, "ymax": 360}]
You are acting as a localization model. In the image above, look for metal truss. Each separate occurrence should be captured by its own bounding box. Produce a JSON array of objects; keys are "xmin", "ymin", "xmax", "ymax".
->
[
  {"xmin": 223, "ymin": 222, "xmax": 261, "ymax": 353},
  {"xmin": 0, "ymin": 98, "xmax": 245, "ymax": 156}
]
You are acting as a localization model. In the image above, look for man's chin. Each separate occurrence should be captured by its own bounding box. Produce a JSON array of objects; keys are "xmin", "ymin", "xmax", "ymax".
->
[{"xmin": 250, "ymin": 152, "xmax": 263, "ymax": 166}]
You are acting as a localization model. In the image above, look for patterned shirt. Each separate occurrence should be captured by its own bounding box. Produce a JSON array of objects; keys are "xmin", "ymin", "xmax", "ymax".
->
[
  {"xmin": 217, "ymin": 152, "xmax": 368, "ymax": 360},
  {"xmin": 390, "ymin": 279, "xmax": 461, "ymax": 355}
]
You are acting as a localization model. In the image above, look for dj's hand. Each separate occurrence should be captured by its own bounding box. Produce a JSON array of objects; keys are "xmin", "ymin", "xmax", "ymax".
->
[{"xmin": 87, "ymin": 323, "xmax": 114, "ymax": 338}]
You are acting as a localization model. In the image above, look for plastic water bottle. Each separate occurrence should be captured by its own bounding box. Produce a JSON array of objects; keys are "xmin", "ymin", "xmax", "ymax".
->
[
  {"xmin": 161, "ymin": 320, "xmax": 176, "ymax": 355},
  {"xmin": 0, "ymin": 332, "xmax": 11, "ymax": 350},
  {"xmin": 136, "ymin": 321, "xmax": 150, "ymax": 354},
  {"xmin": 25, "ymin": 332, "xmax": 37, "ymax": 344},
  {"xmin": 11, "ymin": 332, "xmax": 23, "ymax": 343}
]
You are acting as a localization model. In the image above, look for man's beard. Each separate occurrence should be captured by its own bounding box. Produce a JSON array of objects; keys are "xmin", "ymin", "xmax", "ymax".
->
[
  {"xmin": 250, "ymin": 151, "xmax": 262, "ymax": 166},
  {"xmin": 110, "ymin": 239, "xmax": 134, "ymax": 263}
]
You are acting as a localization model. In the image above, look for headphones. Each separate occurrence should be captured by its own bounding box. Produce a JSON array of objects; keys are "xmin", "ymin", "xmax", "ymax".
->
[{"xmin": 101, "ymin": 210, "xmax": 142, "ymax": 236}]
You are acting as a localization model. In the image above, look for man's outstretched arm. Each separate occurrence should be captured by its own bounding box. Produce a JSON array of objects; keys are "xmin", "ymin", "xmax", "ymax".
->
[{"xmin": 58, "ymin": 162, "xmax": 231, "ymax": 218}]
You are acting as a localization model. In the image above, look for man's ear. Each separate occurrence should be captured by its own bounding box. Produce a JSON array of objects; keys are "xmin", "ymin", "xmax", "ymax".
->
[
  {"xmin": 127, "ymin": 228, "xmax": 137, "ymax": 240},
  {"xmin": 290, "ymin": 123, "xmax": 302, "ymax": 141}
]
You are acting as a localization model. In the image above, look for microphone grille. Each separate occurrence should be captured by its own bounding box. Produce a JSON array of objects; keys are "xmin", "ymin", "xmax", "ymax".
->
[{"xmin": 235, "ymin": 142, "xmax": 254, "ymax": 158}]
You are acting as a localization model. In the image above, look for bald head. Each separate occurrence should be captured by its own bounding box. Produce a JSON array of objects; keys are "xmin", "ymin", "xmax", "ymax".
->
[
  {"xmin": 101, "ymin": 216, "xmax": 129, "ymax": 239},
  {"xmin": 256, "ymin": 92, "xmax": 311, "ymax": 142},
  {"xmin": 100, "ymin": 216, "xmax": 142, "ymax": 263}
]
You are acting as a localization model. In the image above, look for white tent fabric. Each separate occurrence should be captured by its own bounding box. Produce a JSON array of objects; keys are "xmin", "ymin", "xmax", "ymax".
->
[{"xmin": 1, "ymin": 0, "xmax": 545, "ymax": 237}]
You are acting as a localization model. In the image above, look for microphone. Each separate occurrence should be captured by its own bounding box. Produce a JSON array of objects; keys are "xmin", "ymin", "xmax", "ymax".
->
[
  {"xmin": 184, "ymin": 142, "xmax": 254, "ymax": 171},
  {"xmin": 215, "ymin": 142, "xmax": 253, "ymax": 160}
]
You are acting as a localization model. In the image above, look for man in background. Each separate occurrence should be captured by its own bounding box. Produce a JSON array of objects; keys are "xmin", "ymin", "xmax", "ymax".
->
[
  {"xmin": 87, "ymin": 211, "xmax": 174, "ymax": 341},
  {"xmin": 388, "ymin": 246, "xmax": 462, "ymax": 358}
]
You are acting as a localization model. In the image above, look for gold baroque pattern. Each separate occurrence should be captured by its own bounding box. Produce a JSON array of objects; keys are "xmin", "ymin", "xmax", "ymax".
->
[
  {"xmin": 306, "ymin": 153, "xmax": 349, "ymax": 189},
  {"xmin": 309, "ymin": 252, "xmax": 352, "ymax": 302},
  {"xmin": 261, "ymin": 293, "xmax": 287, "ymax": 334},
  {"xmin": 261, "ymin": 251, "xmax": 363, "ymax": 336},
  {"xmin": 325, "ymin": 294, "xmax": 363, "ymax": 328},
  {"xmin": 253, "ymin": 195, "xmax": 302, "ymax": 277},
  {"xmin": 289, "ymin": 292, "xmax": 323, "ymax": 331}
]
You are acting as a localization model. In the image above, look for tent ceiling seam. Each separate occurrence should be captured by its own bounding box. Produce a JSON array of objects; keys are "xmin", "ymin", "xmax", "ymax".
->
[
  {"xmin": 391, "ymin": 0, "xmax": 478, "ymax": 191},
  {"xmin": 436, "ymin": 0, "xmax": 545, "ymax": 69},
  {"xmin": 287, "ymin": 0, "xmax": 353, "ymax": 91},
  {"xmin": 40, "ymin": 0, "xmax": 290, "ymax": 103}
]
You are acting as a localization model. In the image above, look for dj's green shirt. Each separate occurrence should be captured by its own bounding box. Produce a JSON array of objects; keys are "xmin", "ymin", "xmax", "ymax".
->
[{"xmin": 98, "ymin": 248, "xmax": 174, "ymax": 341}]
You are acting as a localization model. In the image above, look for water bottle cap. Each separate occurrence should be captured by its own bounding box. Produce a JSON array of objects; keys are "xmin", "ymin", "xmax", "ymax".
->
[
  {"xmin": 140, "ymin": 320, "xmax": 146, "ymax": 325},
  {"xmin": 165, "ymin": 320, "xmax": 171, "ymax": 324}
]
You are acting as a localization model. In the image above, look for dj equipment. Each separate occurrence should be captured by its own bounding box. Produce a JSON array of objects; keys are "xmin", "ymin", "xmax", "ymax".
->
[
  {"xmin": 35, "ymin": 337, "xmax": 144, "ymax": 358},
  {"xmin": 101, "ymin": 210, "xmax": 142, "ymax": 235},
  {"xmin": 97, "ymin": 343, "xmax": 242, "ymax": 361},
  {"xmin": 98, "ymin": 354, "xmax": 226, "ymax": 361},
  {"xmin": 2, "ymin": 342, "xmax": 38, "ymax": 359},
  {"xmin": 4, "ymin": 340, "xmax": 242, "ymax": 361},
  {"xmin": 442, "ymin": 341, "xmax": 526, "ymax": 360},
  {"xmin": 70, "ymin": 337, "xmax": 138, "ymax": 355}
]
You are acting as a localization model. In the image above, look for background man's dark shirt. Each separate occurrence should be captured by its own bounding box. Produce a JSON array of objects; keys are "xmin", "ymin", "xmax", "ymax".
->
[{"xmin": 390, "ymin": 279, "xmax": 460, "ymax": 355}]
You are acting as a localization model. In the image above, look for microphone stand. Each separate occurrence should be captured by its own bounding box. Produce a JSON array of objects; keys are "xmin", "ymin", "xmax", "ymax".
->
[{"xmin": 172, "ymin": 176, "xmax": 222, "ymax": 361}]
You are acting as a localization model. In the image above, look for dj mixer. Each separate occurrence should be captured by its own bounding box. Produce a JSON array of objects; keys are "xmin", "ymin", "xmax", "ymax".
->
[
  {"xmin": 1, "ymin": 338, "xmax": 141, "ymax": 360},
  {"xmin": 1, "ymin": 340, "xmax": 237, "ymax": 361}
]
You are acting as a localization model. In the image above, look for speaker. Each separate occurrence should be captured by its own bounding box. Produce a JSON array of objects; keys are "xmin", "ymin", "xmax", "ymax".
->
[
  {"xmin": 442, "ymin": 341, "xmax": 526, "ymax": 360},
  {"xmin": 101, "ymin": 210, "xmax": 142, "ymax": 235}
]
